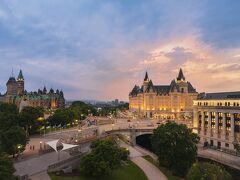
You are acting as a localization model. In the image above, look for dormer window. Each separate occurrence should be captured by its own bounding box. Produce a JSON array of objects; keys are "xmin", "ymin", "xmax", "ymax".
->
[{"xmin": 181, "ymin": 88, "xmax": 184, "ymax": 93}]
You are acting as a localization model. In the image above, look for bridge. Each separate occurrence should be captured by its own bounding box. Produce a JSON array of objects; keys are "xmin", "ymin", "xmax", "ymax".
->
[{"xmin": 105, "ymin": 128, "xmax": 154, "ymax": 145}]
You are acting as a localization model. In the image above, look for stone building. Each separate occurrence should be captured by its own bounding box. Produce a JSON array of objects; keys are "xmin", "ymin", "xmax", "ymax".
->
[
  {"xmin": 193, "ymin": 92, "xmax": 240, "ymax": 151},
  {"xmin": 129, "ymin": 68, "xmax": 198, "ymax": 119},
  {"xmin": 3, "ymin": 70, "xmax": 65, "ymax": 110}
]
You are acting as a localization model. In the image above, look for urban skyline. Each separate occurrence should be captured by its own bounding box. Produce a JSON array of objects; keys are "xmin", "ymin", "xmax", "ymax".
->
[{"xmin": 0, "ymin": 1, "xmax": 240, "ymax": 101}]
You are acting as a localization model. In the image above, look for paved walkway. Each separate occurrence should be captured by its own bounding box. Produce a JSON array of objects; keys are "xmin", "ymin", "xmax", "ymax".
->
[
  {"xmin": 14, "ymin": 151, "xmax": 70, "ymax": 177},
  {"xmin": 198, "ymin": 147, "xmax": 240, "ymax": 170},
  {"xmin": 30, "ymin": 172, "xmax": 51, "ymax": 180},
  {"xmin": 131, "ymin": 157, "xmax": 167, "ymax": 180},
  {"xmin": 118, "ymin": 140, "xmax": 167, "ymax": 180}
]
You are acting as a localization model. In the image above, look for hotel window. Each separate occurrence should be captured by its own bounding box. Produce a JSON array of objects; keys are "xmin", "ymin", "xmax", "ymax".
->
[
  {"xmin": 228, "ymin": 102, "xmax": 230, "ymax": 106},
  {"xmin": 225, "ymin": 102, "xmax": 227, "ymax": 106},
  {"xmin": 225, "ymin": 143, "xmax": 229, "ymax": 148},
  {"xmin": 220, "ymin": 102, "xmax": 222, "ymax": 106}
]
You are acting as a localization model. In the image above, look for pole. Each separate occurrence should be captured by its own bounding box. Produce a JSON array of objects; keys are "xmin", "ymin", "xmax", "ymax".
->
[{"xmin": 58, "ymin": 151, "xmax": 60, "ymax": 161}]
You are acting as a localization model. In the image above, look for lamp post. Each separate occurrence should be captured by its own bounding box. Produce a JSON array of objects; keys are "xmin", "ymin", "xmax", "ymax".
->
[
  {"xmin": 40, "ymin": 141, "xmax": 42, "ymax": 152},
  {"xmin": 37, "ymin": 117, "xmax": 45, "ymax": 137},
  {"xmin": 17, "ymin": 144, "xmax": 21, "ymax": 160}
]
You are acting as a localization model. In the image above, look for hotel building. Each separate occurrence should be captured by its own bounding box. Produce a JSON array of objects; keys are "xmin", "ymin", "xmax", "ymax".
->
[
  {"xmin": 129, "ymin": 69, "xmax": 198, "ymax": 120},
  {"xmin": 193, "ymin": 92, "xmax": 240, "ymax": 151}
]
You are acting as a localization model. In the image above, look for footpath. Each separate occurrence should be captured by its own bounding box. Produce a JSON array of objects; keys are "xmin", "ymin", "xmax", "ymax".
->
[{"xmin": 118, "ymin": 140, "xmax": 167, "ymax": 180}]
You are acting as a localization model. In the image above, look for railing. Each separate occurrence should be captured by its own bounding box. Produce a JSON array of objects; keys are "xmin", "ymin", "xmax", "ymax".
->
[
  {"xmin": 48, "ymin": 153, "xmax": 84, "ymax": 172},
  {"xmin": 16, "ymin": 174, "xmax": 28, "ymax": 180},
  {"xmin": 203, "ymin": 145, "xmax": 240, "ymax": 157}
]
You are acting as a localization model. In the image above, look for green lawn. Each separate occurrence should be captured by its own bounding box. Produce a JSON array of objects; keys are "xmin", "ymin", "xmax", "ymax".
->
[
  {"xmin": 50, "ymin": 160, "xmax": 147, "ymax": 180},
  {"xmin": 143, "ymin": 155, "xmax": 183, "ymax": 180}
]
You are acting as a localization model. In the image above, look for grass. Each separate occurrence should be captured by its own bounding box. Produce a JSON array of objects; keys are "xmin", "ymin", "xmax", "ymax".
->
[
  {"xmin": 143, "ymin": 155, "xmax": 183, "ymax": 180},
  {"xmin": 50, "ymin": 160, "xmax": 147, "ymax": 180}
]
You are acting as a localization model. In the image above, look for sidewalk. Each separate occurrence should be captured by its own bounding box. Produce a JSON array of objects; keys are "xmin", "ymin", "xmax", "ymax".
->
[
  {"xmin": 131, "ymin": 157, "xmax": 167, "ymax": 180},
  {"xmin": 118, "ymin": 140, "xmax": 167, "ymax": 180},
  {"xmin": 198, "ymin": 148, "xmax": 240, "ymax": 170},
  {"xmin": 14, "ymin": 151, "xmax": 71, "ymax": 177}
]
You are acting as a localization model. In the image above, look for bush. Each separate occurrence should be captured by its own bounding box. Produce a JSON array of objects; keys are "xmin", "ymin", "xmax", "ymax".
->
[
  {"xmin": 79, "ymin": 138, "xmax": 129, "ymax": 177},
  {"xmin": 187, "ymin": 162, "xmax": 233, "ymax": 180}
]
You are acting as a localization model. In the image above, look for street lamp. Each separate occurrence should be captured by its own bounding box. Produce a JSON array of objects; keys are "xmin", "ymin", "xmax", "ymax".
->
[
  {"xmin": 17, "ymin": 144, "xmax": 22, "ymax": 159},
  {"xmin": 39, "ymin": 141, "xmax": 43, "ymax": 152},
  {"xmin": 37, "ymin": 117, "xmax": 45, "ymax": 136}
]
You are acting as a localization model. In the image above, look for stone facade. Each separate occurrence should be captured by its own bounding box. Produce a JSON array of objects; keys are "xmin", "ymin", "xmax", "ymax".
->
[
  {"xmin": 193, "ymin": 92, "xmax": 240, "ymax": 151},
  {"xmin": 129, "ymin": 69, "xmax": 198, "ymax": 119},
  {"xmin": 2, "ymin": 70, "xmax": 65, "ymax": 110}
]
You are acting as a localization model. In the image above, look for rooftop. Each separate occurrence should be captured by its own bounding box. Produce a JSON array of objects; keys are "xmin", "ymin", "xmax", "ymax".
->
[{"xmin": 199, "ymin": 91, "xmax": 240, "ymax": 100}]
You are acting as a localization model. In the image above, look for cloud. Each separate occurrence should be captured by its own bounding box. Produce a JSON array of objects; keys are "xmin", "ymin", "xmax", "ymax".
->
[{"xmin": 0, "ymin": 1, "xmax": 240, "ymax": 100}]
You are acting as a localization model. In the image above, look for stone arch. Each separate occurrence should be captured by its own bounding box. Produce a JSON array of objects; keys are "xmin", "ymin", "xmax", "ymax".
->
[{"xmin": 136, "ymin": 133, "xmax": 153, "ymax": 151}]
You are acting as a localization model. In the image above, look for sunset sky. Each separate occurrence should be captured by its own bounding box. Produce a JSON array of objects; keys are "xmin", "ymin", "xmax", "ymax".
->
[{"xmin": 0, "ymin": 0, "xmax": 240, "ymax": 101}]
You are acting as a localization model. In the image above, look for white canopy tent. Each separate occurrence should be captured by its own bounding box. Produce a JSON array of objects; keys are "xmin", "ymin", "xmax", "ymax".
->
[{"xmin": 45, "ymin": 139, "xmax": 78, "ymax": 152}]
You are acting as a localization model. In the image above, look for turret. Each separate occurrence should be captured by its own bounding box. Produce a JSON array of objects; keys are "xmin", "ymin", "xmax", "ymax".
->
[
  {"xmin": 60, "ymin": 90, "xmax": 64, "ymax": 97},
  {"xmin": 176, "ymin": 68, "xmax": 188, "ymax": 93},
  {"xmin": 143, "ymin": 71, "xmax": 150, "ymax": 92},
  {"xmin": 49, "ymin": 88, "xmax": 54, "ymax": 94},
  {"xmin": 43, "ymin": 86, "xmax": 47, "ymax": 94},
  {"xmin": 17, "ymin": 69, "xmax": 24, "ymax": 95},
  {"xmin": 6, "ymin": 76, "xmax": 18, "ymax": 95},
  {"xmin": 176, "ymin": 68, "xmax": 186, "ymax": 82}
]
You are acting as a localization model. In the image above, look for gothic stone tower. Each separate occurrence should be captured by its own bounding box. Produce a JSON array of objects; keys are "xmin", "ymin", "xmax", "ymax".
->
[
  {"xmin": 6, "ymin": 76, "xmax": 18, "ymax": 95},
  {"xmin": 17, "ymin": 69, "xmax": 24, "ymax": 95}
]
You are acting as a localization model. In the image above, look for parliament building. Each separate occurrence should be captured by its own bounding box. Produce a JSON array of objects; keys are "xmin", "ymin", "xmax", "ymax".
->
[
  {"xmin": 1, "ymin": 70, "xmax": 65, "ymax": 110},
  {"xmin": 129, "ymin": 69, "xmax": 198, "ymax": 120}
]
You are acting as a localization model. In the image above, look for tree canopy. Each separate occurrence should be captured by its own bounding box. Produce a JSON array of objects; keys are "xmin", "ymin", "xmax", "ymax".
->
[
  {"xmin": 187, "ymin": 162, "xmax": 233, "ymax": 180},
  {"xmin": 47, "ymin": 101, "xmax": 97, "ymax": 127},
  {"xmin": 0, "ymin": 103, "xmax": 28, "ymax": 156},
  {"xmin": 79, "ymin": 138, "xmax": 129, "ymax": 177},
  {"xmin": 0, "ymin": 151, "xmax": 15, "ymax": 180},
  {"xmin": 0, "ymin": 103, "xmax": 19, "ymax": 130},
  {"xmin": 0, "ymin": 126, "xmax": 27, "ymax": 156},
  {"xmin": 233, "ymin": 140, "xmax": 240, "ymax": 153},
  {"xmin": 151, "ymin": 121, "xmax": 199, "ymax": 176},
  {"xmin": 19, "ymin": 106, "xmax": 44, "ymax": 135}
]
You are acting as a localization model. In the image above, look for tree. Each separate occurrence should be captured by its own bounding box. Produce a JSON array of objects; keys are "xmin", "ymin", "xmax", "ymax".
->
[
  {"xmin": 0, "ymin": 103, "xmax": 19, "ymax": 130},
  {"xmin": 19, "ymin": 106, "xmax": 44, "ymax": 135},
  {"xmin": 187, "ymin": 162, "xmax": 233, "ymax": 180},
  {"xmin": 0, "ymin": 151, "xmax": 15, "ymax": 180},
  {"xmin": 70, "ymin": 101, "xmax": 97, "ymax": 117},
  {"xmin": 233, "ymin": 140, "xmax": 240, "ymax": 153},
  {"xmin": 151, "ymin": 121, "xmax": 199, "ymax": 176},
  {"xmin": 79, "ymin": 138, "xmax": 128, "ymax": 177},
  {"xmin": 0, "ymin": 126, "xmax": 27, "ymax": 156},
  {"xmin": 47, "ymin": 108, "xmax": 75, "ymax": 127}
]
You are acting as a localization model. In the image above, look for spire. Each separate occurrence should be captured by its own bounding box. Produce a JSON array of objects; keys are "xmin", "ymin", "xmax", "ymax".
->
[
  {"xmin": 11, "ymin": 68, "xmax": 14, "ymax": 77},
  {"xmin": 177, "ymin": 68, "xmax": 185, "ymax": 81},
  {"xmin": 144, "ymin": 71, "xmax": 149, "ymax": 82},
  {"xmin": 17, "ymin": 69, "xmax": 24, "ymax": 81},
  {"xmin": 43, "ymin": 86, "xmax": 47, "ymax": 94}
]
